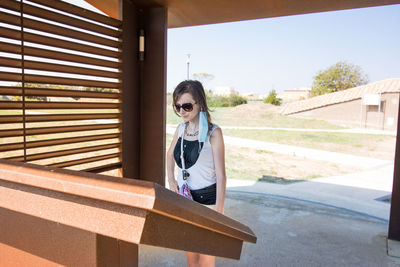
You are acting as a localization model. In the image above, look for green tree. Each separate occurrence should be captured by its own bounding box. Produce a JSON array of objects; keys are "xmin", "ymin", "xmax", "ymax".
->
[
  {"xmin": 311, "ymin": 61, "xmax": 369, "ymax": 96},
  {"xmin": 206, "ymin": 92, "xmax": 247, "ymax": 107},
  {"xmin": 264, "ymin": 89, "xmax": 281, "ymax": 106}
]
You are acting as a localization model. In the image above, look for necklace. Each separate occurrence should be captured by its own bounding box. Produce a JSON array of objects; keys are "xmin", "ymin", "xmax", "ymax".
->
[
  {"xmin": 186, "ymin": 123, "xmax": 198, "ymax": 137},
  {"xmin": 186, "ymin": 130, "xmax": 199, "ymax": 137}
]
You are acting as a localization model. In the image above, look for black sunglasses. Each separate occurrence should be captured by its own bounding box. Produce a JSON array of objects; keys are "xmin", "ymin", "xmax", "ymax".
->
[{"xmin": 175, "ymin": 102, "xmax": 195, "ymax": 112}]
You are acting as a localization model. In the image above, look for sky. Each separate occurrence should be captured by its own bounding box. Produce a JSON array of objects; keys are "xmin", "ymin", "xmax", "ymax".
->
[{"xmin": 167, "ymin": 4, "xmax": 400, "ymax": 94}]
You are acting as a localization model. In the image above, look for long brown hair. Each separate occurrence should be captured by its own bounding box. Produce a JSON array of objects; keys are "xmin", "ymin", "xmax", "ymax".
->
[{"xmin": 172, "ymin": 80, "xmax": 212, "ymax": 133}]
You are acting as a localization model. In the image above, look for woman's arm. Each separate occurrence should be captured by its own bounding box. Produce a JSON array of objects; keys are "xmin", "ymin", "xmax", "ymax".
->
[
  {"xmin": 167, "ymin": 126, "xmax": 180, "ymax": 193},
  {"xmin": 210, "ymin": 127, "xmax": 226, "ymax": 213}
]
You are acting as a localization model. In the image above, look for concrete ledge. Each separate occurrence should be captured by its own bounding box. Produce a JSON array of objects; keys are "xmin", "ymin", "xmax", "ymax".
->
[{"xmin": 388, "ymin": 239, "xmax": 400, "ymax": 258}]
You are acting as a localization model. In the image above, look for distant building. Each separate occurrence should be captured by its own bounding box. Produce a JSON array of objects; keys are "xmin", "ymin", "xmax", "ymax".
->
[
  {"xmin": 277, "ymin": 87, "xmax": 311, "ymax": 102},
  {"xmin": 281, "ymin": 79, "xmax": 400, "ymax": 130},
  {"xmin": 213, "ymin": 86, "xmax": 238, "ymax": 96},
  {"xmin": 241, "ymin": 92, "xmax": 266, "ymax": 100}
]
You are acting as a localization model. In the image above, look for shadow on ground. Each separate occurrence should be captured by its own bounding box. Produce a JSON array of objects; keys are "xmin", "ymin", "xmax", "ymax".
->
[{"xmin": 258, "ymin": 175, "xmax": 304, "ymax": 184}]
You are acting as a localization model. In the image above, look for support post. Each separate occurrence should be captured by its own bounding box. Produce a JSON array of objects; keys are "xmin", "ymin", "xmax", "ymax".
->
[
  {"xmin": 388, "ymin": 97, "xmax": 400, "ymax": 257},
  {"xmin": 121, "ymin": 0, "xmax": 167, "ymax": 186},
  {"xmin": 121, "ymin": 0, "xmax": 141, "ymax": 179},
  {"xmin": 139, "ymin": 6, "xmax": 167, "ymax": 185}
]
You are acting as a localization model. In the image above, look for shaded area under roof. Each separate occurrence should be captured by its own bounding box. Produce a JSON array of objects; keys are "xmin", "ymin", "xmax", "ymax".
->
[{"xmin": 85, "ymin": 0, "xmax": 400, "ymax": 28}]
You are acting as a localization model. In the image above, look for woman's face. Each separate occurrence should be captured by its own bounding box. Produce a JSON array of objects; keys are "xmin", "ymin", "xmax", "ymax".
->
[{"xmin": 176, "ymin": 93, "xmax": 199, "ymax": 123}]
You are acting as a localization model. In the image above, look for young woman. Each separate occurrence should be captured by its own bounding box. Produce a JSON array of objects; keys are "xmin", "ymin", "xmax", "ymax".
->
[{"xmin": 167, "ymin": 80, "xmax": 227, "ymax": 267}]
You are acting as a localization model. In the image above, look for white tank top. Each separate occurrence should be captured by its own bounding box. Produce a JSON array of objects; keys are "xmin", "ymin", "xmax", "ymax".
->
[{"xmin": 176, "ymin": 123, "xmax": 220, "ymax": 190}]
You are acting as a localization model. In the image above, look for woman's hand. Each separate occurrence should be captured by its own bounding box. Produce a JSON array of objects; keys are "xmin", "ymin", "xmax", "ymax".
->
[
  {"xmin": 168, "ymin": 179, "xmax": 179, "ymax": 193},
  {"xmin": 216, "ymin": 205, "xmax": 224, "ymax": 214}
]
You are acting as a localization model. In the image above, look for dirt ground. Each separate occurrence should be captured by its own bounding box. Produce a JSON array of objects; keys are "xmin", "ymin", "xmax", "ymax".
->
[{"xmin": 224, "ymin": 144, "xmax": 362, "ymax": 183}]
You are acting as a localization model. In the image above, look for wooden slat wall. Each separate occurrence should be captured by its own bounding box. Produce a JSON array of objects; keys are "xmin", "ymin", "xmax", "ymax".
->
[{"xmin": 0, "ymin": 0, "xmax": 122, "ymax": 174}]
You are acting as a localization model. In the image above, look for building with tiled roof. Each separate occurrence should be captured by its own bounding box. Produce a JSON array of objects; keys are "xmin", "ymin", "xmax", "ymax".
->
[
  {"xmin": 277, "ymin": 87, "xmax": 312, "ymax": 103},
  {"xmin": 281, "ymin": 79, "xmax": 400, "ymax": 130}
]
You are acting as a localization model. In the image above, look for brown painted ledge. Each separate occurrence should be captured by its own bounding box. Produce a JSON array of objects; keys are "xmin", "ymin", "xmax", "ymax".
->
[{"xmin": 0, "ymin": 159, "xmax": 256, "ymax": 260}]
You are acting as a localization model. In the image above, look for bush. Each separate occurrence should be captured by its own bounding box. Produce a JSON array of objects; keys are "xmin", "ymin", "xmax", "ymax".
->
[
  {"xmin": 264, "ymin": 90, "xmax": 281, "ymax": 106},
  {"xmin": 207, "ymin": 94, "xmax": 247, "ymax": 107}
]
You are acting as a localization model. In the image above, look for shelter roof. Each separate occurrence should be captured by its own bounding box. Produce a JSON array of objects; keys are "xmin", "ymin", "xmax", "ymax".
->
[
  {"xmin": 281, "ymin": 78, "xmax": 400, "ymax": 115},
  {"xmin": 84, "ymin": 0, "xmax": 400, "ymax": 28}
]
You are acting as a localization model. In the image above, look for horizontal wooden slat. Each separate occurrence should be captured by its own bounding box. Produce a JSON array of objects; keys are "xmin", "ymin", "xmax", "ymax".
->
[
  {"xmin": 23, "ymin": 16, "xmax": 120, "ymax": 48},
  {"xmin": 43, "ymin": 89, "xmax": 119, "ymax": 98},
  {"xmin": 0, "ymin": 42, "xmax": 21, "ymax": 55},
  {"xmin": 0, "ymin": 101, "xmax": 120, "ymax": 110},
  {"xmin": 27, "ymin": 113, "xmax": 120, "ymax": 122},
  {"xmin": 30, "ymin": 113, "xmax": 120, "ymax": 122},
  {"xmin": 24, "ymin": 31, "xmax": 120, "ymax": 58},
  {"xmin": 0, "ymin": 129, "xmax": 23, "ymax": 138},
  {"xmin": 24, "ymin": 142, "xmax": 121, "ymax": 161},
  {"xmin": 0, "ymin": 10, "xmax": 20, "ymax": 27},
  {"xmin": 0, "ymin": 0, "xmax": 20, "ymax": 13},
  {"xmin": 0, "ymin": 142, "xmax": 24, "ymax": 152},
  {"xmin": 0, "ymin": 87, "xmax": 21, "ymax": 96},
  {"xmin": 24, "ymin": 46, "xmax": 119, "ymax": 69},
  {"xmin": 83, "ymin": 162, "xmax": 122, "ymax": 173},
  {"xmin": 0, "ymin": 113, "xmax": 120, "ymax": 123},
  {"xmin": 25, "ymin": 101, "xmax": 120, "ymax": 109},
  {"xmin": 0, "ymin": 87, "xmax": 121, "ymax": 98},
  {"xmin": 26, "ymin": 88, "xmax": 120, "ymax": 98},
  {"xmin": 48, "ymin": 153, "xmax": 121, "ymax": 168},
  {"xmin": 24, "ymin": 74, "xmax": 120, "ymax": 89},
  {"xmin": 0, "ymin": 101, "xmax": 21, "ymax": 110},
  {"xmin": 0, "ymin": 115, "xmax": 21, "ymax": 123},
  {"xmin": 0, "ymin": 87, "xmax": 115, "ymax": 98},
  {"xmin": 3, "ymin": 156, "xmax": 24, "ymax": 162},
  {"xmin": 0, "ymin": 72, "xmax": 21, "ymax": 83},
  {"xmin": 0, "ymin": 123, "xmax": 120, "ymax": 138},
  {"xmin": 23, "ymin": 2, "xmax": 120, "ymax": 38},
  {"xmin": 0, "ymin": 57, "xmax": 120, "ymax": 79},
  {"xmin": 29, "ymin": 0, "xmax": 121, "ymax": 28},
  {"xmin": 0, "ymin": 133, "xmax": 120, "ymax": 152},
  {"xmin": 26, "ymin": 61, "xmax": 121, "ymax": 79},
  {"xmin": 0, "ymin": 26, "xmax": 21, "ymax": 41},
  {"xmin": 26, "ymin": 123, "xmax": 120, "ymax": 135},
  {"xmin": 0, "ymin": 56, "xmax": 20, "ymax": 68},
  {"xmin": 27, "ymin": 133, "xmax": 121, "ymax": 148}
]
